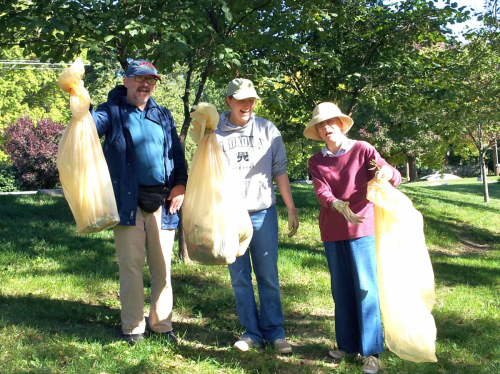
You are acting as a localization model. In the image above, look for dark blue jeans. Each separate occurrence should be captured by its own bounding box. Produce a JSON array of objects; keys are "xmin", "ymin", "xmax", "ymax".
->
[
  {"xmin": 228, "ymin": 205, "xmax": 285, "ymax": 345},
  {"xmin": 324, "ymin": 236, "xmax": 384, "ymax": 357}
]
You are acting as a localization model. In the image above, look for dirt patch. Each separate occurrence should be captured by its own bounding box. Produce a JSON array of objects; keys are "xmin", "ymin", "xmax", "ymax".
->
[{"xmin": 433, "ymin": 223, "xmax": 492, "ymax": 256}]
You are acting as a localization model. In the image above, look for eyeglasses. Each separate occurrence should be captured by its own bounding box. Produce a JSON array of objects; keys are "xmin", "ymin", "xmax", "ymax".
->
[{"xmin": 132, "ymin": 76, "xmax": 158, "ymax": 85}]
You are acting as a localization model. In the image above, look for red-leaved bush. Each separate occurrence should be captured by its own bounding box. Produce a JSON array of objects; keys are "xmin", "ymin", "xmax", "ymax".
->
[{"xmin": 1, "ymin": 116, "xmax": 65, "ymax": 190}]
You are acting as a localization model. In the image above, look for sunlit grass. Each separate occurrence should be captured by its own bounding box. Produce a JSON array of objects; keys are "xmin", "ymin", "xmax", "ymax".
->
[{"xmin": 1, "ymin": 179, "xmax": 500, "ymax": 373}]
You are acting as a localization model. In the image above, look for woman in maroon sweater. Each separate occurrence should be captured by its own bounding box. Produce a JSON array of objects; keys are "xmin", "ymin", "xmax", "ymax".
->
[{"xmin": 304, "ymin": 102, "xmax": 401, "ymax": 374}]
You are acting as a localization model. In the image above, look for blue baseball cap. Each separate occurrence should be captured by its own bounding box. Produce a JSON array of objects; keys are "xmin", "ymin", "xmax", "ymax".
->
[{"xmin": 125, "ymin": 59, "xmax": 161, "ymax": 81}]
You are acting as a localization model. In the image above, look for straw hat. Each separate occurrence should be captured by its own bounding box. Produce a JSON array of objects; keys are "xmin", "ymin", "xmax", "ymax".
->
[{"xmin": 303, "ymin": 102, "xmax": 354, "ymax": 141}]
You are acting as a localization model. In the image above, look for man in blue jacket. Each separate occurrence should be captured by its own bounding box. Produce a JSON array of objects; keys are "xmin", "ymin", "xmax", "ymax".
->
[{"xmin": 91, "ymin": 60, "xmax": 187, "ymax": 345}]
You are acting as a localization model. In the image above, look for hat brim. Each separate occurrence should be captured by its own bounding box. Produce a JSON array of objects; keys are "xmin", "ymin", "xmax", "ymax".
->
[
  {"xmin": 127, "ymin": 73, "xmax": 162, "ymax": 82},
  {"xmin": 303, "ymin": 115, "xmax": 354, "ymax": 141},
  {"xmin": 232, "ymin": 92, "xmax": 261, "ymax": 100}
]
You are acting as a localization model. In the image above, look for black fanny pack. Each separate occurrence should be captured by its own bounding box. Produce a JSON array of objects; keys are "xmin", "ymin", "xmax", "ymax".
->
[{"xmin": 138, "ymin": 184, "xmax": 168, "ymax": 213}]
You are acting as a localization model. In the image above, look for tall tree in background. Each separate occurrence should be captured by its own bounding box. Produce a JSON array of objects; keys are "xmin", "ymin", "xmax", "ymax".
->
[
  {"xmin": 0, "ymin": 47, "xmax": 70, "ymax": 160},
  {"xmin": 0, "ymin": 0, "xmax": 280, "ymax": 261},
  {"xmin": 440, "ymin": 28, "xmax": 500, "ymax": 202},
  {"xmin": 236, "ymin": 0, "xmax": 469, "ymax": 178},
  {"xmin": 0, "ymin": 0, "xmax": 471, "ymax": 168},
  {"xmin": 353, "ymin": 41, "xmax": 458, "ymax": 181},
  {"xmin": 0, "ymin": 0, "xmax": 484, "ymax": 244}
]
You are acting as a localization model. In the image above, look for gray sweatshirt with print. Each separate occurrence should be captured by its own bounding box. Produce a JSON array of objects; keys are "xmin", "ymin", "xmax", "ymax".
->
[{"xmin": 215, "ymin": 111, "xmax": 288, "ymax": 212}]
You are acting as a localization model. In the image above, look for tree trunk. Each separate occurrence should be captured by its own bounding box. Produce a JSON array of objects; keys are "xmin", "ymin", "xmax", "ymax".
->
[
  {"xmin": 176, "ymin": 206, "xmax": 191, "ymax": 263},
  {"xmin": 494, "ymin": 139, "xmax": 499, "ymax": 177},
  {"xmin": 180, "ymin": 58, "xmax": 194, "ymax": 145},
  {"xmin": 177, "ymin": 57, "xmax": 194, "ymax": 263},
  {"xmin": 480, "ymin": 151, "xmax": 490, "ymax": 203},
  {"xmin": 478, "ymin": 124, "xmax": 489, "ymax": 203},
  {"xmin": 407, "ymin": 155, "xmax": 418, "ymax": 182}
]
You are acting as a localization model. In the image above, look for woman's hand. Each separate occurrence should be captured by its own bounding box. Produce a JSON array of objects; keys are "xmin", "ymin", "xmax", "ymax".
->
[
  {"xmin": 333, "ymin": 200, "xmax": 365, "ymax": 225},
  {"xmin": 375, "ymin": 165, "xmax": 393, "ymax": 180},
  {"xmin": 287, "ymin": 207, "xmax": 299, "ymax": 237}
]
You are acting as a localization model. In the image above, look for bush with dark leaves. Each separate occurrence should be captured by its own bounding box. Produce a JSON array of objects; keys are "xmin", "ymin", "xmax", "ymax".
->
[
  {"xmin": 1, "ymin": 116, "xmax": 65, "ymax": 190},
  {"xmin": 0, "ymin": 162, "xmax": 18, "ymax": 192}
]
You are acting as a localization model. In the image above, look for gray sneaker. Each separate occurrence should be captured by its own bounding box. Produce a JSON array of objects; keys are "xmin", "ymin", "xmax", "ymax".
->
[
  {"xmin": 362, "ymin": 356, "xmax": 380, "ymax": 374},
  {"xmin": 233, "ymin": 337, "xmax": 256, "ymax": 352},
  {"xmin": 329, "ymin": 349, "xmax": 360, "ymax": 360},
  {"xmin": 328, "ymin": 349, "xmax": 347, "ymax": 359},
  {"xmin": 273, "ymin": 338, "xmax": 292, "ymax": 354}
]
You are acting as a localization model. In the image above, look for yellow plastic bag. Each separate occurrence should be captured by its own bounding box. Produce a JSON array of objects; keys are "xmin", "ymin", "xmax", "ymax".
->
[
  {"xmin": 367, "ymin": 177, "xmax": 437, "ymax": 363},
  {"xmin": 183, "ymin": 102, "xmax": 253, "ymax": 265},
  {"xmin": 56, "ymin": 58, "xmax": 119, "ymax": 234}
]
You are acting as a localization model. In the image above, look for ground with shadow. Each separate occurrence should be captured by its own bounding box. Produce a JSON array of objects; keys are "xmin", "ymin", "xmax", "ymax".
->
[{"xmin": 1, "ymin": 182, "xmax": 500, "ymax": 373}]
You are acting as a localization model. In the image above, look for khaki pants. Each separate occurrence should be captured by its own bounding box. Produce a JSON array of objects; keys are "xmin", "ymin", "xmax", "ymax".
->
[{"xmin": 113, "ymin": 205, "xmax": 175, "ymax": 334}]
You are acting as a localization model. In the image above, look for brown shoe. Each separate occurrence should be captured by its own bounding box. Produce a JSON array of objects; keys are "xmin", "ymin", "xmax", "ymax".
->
[{"xmin": 122, "ymin": 333, "xmax": 144, "ymax": 346}]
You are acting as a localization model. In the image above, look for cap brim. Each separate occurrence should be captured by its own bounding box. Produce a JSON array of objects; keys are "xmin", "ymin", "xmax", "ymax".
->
[
  {"xmin": 232, "ymin": 93, "xmax": 260, "ymax": 100},
  {"xmin": 129, "ymin": 73, "xmax": 162, "ymax": 82}
]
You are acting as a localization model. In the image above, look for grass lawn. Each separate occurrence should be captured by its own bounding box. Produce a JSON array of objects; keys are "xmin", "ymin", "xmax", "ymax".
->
[{"xmin": 1, "ymin": 177, "xmax": 499, "ymax": 373}]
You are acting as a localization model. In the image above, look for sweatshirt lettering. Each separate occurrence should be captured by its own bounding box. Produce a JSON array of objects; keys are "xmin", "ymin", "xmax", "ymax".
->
[{"xmin": 219, "ymin": 136, "xmax": 263, "ymax": 152}]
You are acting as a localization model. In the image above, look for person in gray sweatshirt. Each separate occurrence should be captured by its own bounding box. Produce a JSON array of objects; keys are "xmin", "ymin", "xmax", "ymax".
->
[{"xmin": 215, "ymin": 78, "xmax": 299, "ymax": 354}]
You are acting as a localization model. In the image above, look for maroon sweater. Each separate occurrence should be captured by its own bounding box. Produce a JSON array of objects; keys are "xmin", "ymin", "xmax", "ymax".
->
[{"xmin": 308, "ymin": 141, "xmax": 402, "ymax": 242}]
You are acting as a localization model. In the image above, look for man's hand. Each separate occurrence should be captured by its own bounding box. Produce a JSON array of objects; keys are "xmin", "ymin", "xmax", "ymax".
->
[
  {"xmin": 375, "ymin": 165, "xmax": 393, "ymax": 180},
  {"xmin": 332, "ymin": 200, "xmax": 365, "ymax": 226},
  {"xmin": 167, "ymin": 185, "xmax": 186, "ymax": 214},
  {"xmin": 287, "ymin": 207, "xmax": 299, "ymax": 238}
]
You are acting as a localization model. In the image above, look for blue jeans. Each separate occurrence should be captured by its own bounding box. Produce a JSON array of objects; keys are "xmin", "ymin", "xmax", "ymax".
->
[
  {"xmin": 324, "ymin": 236, "xmax": 384, "ymax": 357},
  {"xmin": 228, "ymin": 205, "xmax": 285, "ymax": 345}
]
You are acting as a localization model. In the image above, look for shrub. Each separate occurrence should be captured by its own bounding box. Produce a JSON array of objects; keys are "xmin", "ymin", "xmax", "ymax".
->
[
  {"xmin": 1, "ymin": 116, "xmax": 65, "ymax": 190},
  {"xmin": 0, "ymin": 162, "xmax": 17, "ymax": 192}
]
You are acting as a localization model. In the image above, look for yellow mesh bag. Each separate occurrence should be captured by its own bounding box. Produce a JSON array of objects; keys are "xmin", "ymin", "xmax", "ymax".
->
[
  {"xmin": 56, "ymin": 58, "xmax": 119, "ymax": 234},
  {"xmin": 183, "ymin": 102, "xmax": 253, "ymax": 264},
  {"xmin": 367, "ymin": 177, "xmax": 437, "ymax": 363}
]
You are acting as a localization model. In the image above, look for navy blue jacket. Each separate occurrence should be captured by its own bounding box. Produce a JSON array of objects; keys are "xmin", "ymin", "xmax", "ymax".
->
[{"xmin": 91, "ymin": 85, "xmax": 188, "ymax": 229}]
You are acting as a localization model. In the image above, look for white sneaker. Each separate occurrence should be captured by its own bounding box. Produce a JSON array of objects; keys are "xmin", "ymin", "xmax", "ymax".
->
[
  {"xmin": 273, "ymin": 338, "xmax": 292, "ymax": 354},
  {"xmin": 233, "ymin": 338, "xmax": 255, "ymax": 352}
]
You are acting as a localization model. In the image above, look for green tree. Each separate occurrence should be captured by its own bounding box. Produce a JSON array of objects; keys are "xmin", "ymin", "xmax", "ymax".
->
[
  {"xmin": 228, "ymin": 0, "xmax": 470, "ymax": 178},
  {"xmin": 352, "ymin": 40, "xmax": 461, "ymax": 181},
  {"xmin": 248, "ymin": 0, "xmax": 467, "ymax": 122},
  {"xmin": 0, "ymin": 47, "xmax": 70, "ymax": 160},
  {"xmin": 441, "ymin": 34, "xmax": 500, "ymax": 202}
]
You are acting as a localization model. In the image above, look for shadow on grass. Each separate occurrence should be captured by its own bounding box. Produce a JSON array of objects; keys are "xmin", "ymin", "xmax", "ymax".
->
[
  {"xmin": 422, "ymin": 182, "xmax": 500, "ymax": 198},
  {"xmin": 422, "ymin": 216, "xmax": 500, "ymax": 249},
  {"xmin": 432, "ymin": 257, "xmax": 500, "ymax": 287},
  {"xmin": 2, "ymin": 187, "xmax": 499, "ymax": 373},
  {"xmin": 432, "ymin": 309, "xmax": 500, "ymax": 374},
  {"xmin": 281, "ymin": 241, "xmax": 325, "ymax": 255},
  {"xmin": 170, "ymin": 269, "xmax": 338, "ymax": 365},
  {"xmin": 0, "ymin": 294, "xmax": 121, "ymax": 343},
  {"xmin": 403, "ymin": 186, "xmax": 500, "ymax": 215},
  {"xmin": 0, "ymin": 195, "xmax": 120, "ymax": 281}
]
